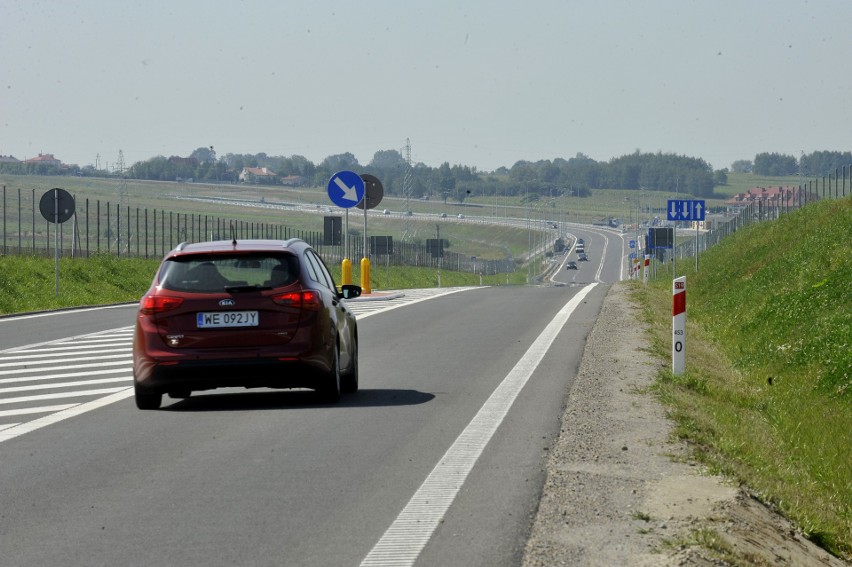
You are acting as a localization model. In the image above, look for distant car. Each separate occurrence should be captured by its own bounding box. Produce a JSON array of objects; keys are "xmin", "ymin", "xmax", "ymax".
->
[
  {"xmin": 576, "ymin": 246, "xmax": 585, "ymax": 255},
  {"xmin": 458, "ymin": 214, "xmax": 464, "ymax": 219},
  {"xmin": 383, "ymin": 209, "xmax": 390, "ymax": 214},
  {"xmin": 566, "ymin": 260, "xmax": 578, "ymax": 270},
  {"xmin": 578, "ymin": 253, "xmax": 588, "ymax": 261},
  {"xmin": 440, "ymin": 212, "xmax": 447, "ymax": 218},
  {"xmin": 132, "ymin": 238, "xmax": 361, "ymax": 409},
  {"xmin": 577, "ymin": 238, "xmax": 584, "ymax": 245}
]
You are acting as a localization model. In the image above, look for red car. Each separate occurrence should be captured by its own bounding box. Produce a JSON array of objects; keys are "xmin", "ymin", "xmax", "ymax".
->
[{"xmin": 132, "ymin": 238, "xmax": 361, "ymax": 409}]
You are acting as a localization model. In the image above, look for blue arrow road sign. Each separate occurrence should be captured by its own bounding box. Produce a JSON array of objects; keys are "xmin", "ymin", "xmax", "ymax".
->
[
  {"xmin": 327, "ymin": 170, "xmax": 365, "ymax": 209},
  {"xmin": 667, "ymin": 199, "xmax": 705, "ymax": 221}
]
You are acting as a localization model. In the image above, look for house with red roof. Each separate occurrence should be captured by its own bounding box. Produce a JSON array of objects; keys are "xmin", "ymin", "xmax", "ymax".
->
[
  {"xmin": 725, "ymin": 186, "xmax": 819, "ymax": 210},
  {"xmin": 24, "ymin": 153, "xmax": 61, "ymax": 167}
]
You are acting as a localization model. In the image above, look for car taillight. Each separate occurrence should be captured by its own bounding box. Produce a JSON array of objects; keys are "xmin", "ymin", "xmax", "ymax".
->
[
  {"xmin": 140, "ymin": 295, "xmax": 184, "ymax": 314},
  {"xmin": 271, "ymin": 290, "xmax": 321, "ymax": 311}
]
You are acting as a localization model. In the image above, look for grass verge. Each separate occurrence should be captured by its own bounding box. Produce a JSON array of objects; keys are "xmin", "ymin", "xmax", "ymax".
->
[
  {"xmin": 632, "ymin": 195, "xmax": 851, "ymax": 560},
  {"xmin": 0, "ymin": 254, "xmax": 529, "ymax": 316}
]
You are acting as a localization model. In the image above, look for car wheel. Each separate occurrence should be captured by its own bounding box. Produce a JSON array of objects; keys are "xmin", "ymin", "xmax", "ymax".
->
[
  {"xmin": 319, "ymin": 344, "xmax": 341, "ymax": 403},
  {"xmin": 135, "ymin": 383, "xmax": 162, "ymax": 410},
  {"xmin": 341, "ymin": 339, "xmax": 359, "ymax": 394}
]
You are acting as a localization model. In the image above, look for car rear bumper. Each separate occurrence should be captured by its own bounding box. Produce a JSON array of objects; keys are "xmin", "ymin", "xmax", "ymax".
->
[{"xmin": 134, "ymin": 356, "xmax": 332, "ymax": 394}]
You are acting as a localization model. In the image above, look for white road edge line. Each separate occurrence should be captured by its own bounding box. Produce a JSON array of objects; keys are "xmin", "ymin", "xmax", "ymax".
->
[
  {"xmin": 354, "ymin": 287, "xmax": 484, "ymax": 320},
  {"xmin": 360, "ymin": 282, "xmax": 599, "ymax": 567}
]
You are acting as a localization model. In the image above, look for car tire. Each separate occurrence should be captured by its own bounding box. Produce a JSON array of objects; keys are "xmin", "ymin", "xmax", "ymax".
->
[
  {"xmin": 341, "ymin": 340, "xmax": 359, "ymax": 394},
  {"xmin": 135, "ymin": 383, "xmax": 162, "ymax": 410},
  {"xmin": 319, "ymin": 344, "xmax": 341, "ymax": 403}
]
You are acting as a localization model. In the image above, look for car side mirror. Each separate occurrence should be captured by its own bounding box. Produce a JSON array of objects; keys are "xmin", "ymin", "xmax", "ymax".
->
[{"xmin": 340, "ymin": 284, "xmax": 362, "ymax": 300}]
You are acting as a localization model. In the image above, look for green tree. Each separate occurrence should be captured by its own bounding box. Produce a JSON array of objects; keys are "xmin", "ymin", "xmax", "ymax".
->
[
  {"xmin": 730, "ymin": 159, "xmax": 753, "ymax": 173},
  {"xmin": 753, "ymin": 152, "xmax": 797, "ymax": 176},
  {"xmin": 190, "ymin": 146, "xmax": 217, "ymax": 164},
  {"xmin": 369, "ymin": 149, "xmax": 406, "ymax": 170},
  {"xmin": 320, "ymin": 153, "xmax": 360, "ymax": 171}
]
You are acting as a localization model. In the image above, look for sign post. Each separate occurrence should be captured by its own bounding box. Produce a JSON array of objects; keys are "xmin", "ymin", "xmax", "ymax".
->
[
  {"xmin": 327, "ymin": 171, "xmax": 365, "ymax": 286},
  {"xmin": 672, "ymin": 276, "xmax": 686, "ymax": 375},
  {"xmin": 667, "ymin": 199, "xmax": 705, "ymax": 277},
  {"xmin": 356, "ymin": 174, "xmax": 384, "ymax": 294},
  {"xmin": 39, "ymin": 188, "xmax": 75, "ymax": 297}
]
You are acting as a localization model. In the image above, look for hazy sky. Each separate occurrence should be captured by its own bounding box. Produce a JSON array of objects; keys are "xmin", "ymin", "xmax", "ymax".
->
[{"xmin": 3, "ymin": 0, "xmax": 850, "ymax": 172}]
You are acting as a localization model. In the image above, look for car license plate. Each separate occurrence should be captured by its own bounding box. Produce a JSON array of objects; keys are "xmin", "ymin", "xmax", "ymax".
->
[{"xmin": 197, "ymin": 311, "xmax": 259, "ymax": 328}]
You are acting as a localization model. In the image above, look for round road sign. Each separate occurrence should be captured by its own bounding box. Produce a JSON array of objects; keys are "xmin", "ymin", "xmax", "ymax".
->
[
  {"xmin": 327, "ymin": 170, "xmax": 365, "ymax": 209},
  {"xmin": 356, "ymin": 174, "xmax": 384, "ymax": 210},
  {"xmin": 39, "ymin": 188, "xmax": 76, "ymax": 223}
]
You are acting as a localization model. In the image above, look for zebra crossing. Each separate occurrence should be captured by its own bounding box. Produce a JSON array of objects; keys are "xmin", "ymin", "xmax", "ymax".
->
[
  {"xmin": 0, "ymin": 287, "xmax": 481, "ymax": 443},
  {"xmin": 0, "ymin": 328, "xmax": 135, "ymax": 442}
]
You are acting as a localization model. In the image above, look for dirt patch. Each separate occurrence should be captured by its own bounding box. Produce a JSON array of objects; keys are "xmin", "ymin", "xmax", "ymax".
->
[{"xmin": 522, "ymin": 282, "xmax": 848, "ymax": 566}]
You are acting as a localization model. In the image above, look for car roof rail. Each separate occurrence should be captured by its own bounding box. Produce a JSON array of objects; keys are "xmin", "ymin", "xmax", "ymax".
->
[
  {"xmin": 282, "ymin": 238, "xmax": 305, "ymax": 248},
  {"xmin": 175, "ymin": 241, "xmax": 189, "ymax": 251}
]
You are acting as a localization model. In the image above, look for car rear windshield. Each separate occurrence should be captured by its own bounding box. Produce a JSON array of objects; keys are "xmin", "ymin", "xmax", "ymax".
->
[{"xmin": 159, "ymin": 254, "xmax": 300, "ymax": 292}]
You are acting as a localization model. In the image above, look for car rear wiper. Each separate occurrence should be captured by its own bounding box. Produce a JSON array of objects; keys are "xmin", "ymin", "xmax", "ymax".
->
[{"xmin": 224, "ymin": 284, "xmax": 271, "ymax": 293}]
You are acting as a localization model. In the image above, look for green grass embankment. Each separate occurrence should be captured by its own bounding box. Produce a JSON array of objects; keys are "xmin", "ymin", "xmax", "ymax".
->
[
  {"xmin": 0, "ymin": 254, "xmax": 527, "ymax": 316},
  {"xmin": 634, "ymin": 195, "xmax": 851, "ymax": 560},
  {"xmin": 0, "ymin": 254, "xmax": 161, "ymax": 315}
]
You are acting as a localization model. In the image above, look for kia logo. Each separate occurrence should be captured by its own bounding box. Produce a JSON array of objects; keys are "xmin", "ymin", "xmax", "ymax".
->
[{"xmin": 219, "ymin": 299, "xmax": 235, "ymax": 306}]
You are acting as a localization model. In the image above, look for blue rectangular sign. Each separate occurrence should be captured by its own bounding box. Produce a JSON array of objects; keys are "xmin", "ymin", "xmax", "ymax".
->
[{"xmin": 667, "ymin": 199, "xmax": 705, "ymax": 221}]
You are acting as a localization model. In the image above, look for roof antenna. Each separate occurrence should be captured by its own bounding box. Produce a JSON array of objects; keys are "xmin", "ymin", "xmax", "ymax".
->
[{"xmin": 230, "ymin": 221, "xmax": 237, "ymax": 246}]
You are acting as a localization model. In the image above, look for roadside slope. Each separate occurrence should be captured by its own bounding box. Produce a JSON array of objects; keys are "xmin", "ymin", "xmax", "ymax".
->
[{"xmin": 522, "ymin": 282, "xmax": 847, "ymax": 566}]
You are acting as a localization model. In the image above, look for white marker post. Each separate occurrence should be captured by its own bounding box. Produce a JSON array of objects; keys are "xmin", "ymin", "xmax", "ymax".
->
[
  {"xmin": 672, "ymin": 276, "xmax": 686, "ymax": 375},
  {"xmin": 643, "ymin": 253, "xmax": 650, "ymax": 285}
]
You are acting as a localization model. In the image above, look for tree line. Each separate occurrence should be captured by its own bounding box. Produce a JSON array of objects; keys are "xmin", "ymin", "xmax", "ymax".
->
[
  {"xmin": 3, "ymin": 149, "xmax": 850, "ymax": 202},
  {"xmin": 730, "ymin": 150, "xmax": 852, "ymax": 177},
  {"xmin": 118, "ymin": 148, "xmax": 723, "ymax": 201}
]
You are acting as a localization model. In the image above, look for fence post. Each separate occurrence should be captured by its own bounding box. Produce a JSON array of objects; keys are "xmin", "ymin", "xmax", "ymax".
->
[{"xmin": 116, "ymin": 202, "xmax": 120, "ymax": 257}]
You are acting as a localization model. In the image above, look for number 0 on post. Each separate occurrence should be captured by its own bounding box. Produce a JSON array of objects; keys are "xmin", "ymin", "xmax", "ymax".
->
[{"xmin": 672, "ymin": 276, "xmax": 686, "ymax": 375}]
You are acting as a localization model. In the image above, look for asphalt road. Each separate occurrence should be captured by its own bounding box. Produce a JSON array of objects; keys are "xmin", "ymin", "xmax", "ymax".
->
[{"xmin": 0, "ymin": 226, "xmax": 627, "ymax": 567}]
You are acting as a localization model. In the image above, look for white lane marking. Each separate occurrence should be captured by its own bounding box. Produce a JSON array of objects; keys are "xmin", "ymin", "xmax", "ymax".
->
[
  {"xmin": 354, "ymin": 287, "xmax": 483, "ymax": 320},
  {"xmin": 0, "ymin": 376, "xmax": 131, "ymax": 394},
  {"xmin": 0, "ymin": 389, "xmax": 134, "ymax": 443},
  {"xmin": 0, "ymin": 387, "xmax": 129, "ymax": 405},
  {"xmin": 0, "ymin": 326, "xmax": 133, "ymax": 355},
  {"xmin": 0, "ymin": 423, "xmax": 22, "ymax": 432},
  {"xmin": 0, "ymin": 304, "xmax": 135, "ymax": 323},
  {"xmin": 0, "ymin": 356, "xmax": 132, "ymax": 376},
  {"xmin": 0, "ymin": 404, "xmax": 79, "ymax": 418},
  {"xmin": 0, "ymin": 347, "xmax": 131, "ymax": 363},
  {"xmin": 0, "ymin": 367, "xmax": 130, "ymax": 385},
  {"xmin": 0, "ymin": 352, "xmax": 131, "ymax": 370},
  {"xmin": 0, "ymin": 359, "xmax": 130, "ymax": 377},
  {"xmin": 360, "ymin": 283, "xmax": 599, "ymax": 567}
]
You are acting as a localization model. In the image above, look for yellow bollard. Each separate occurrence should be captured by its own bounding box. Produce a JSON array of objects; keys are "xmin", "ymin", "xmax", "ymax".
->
[
  {"xmin": 341, "ymin": 258, "xmax": 352, "ymax": 285},
  {"xmin": 360, "ymin": 257, "xmax": 371, "ymax": 294}
]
